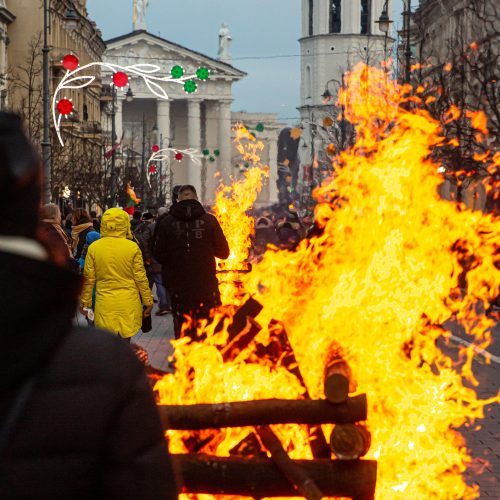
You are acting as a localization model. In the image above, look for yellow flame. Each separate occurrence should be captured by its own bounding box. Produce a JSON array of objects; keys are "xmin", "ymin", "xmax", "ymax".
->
[
  {"xmin": 212, "ymin": 123, "xmax": 269, "ymax": 304},
  {"xmin": 157, "ymin": 64, "xmax": 500, "ymax": 500}
]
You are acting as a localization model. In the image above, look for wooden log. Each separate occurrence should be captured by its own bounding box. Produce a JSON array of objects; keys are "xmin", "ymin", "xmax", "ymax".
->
[
  {"xmin": 256, "ymin": 426, "xmax": 324, "ymax": 500},
  {"xmin": 221, "ymin": 317, "xmax": 262, "ymax": 362},
  {"xmin": 329, "ymin": 424, "xmax": 371, "ymax": 460},
  {"xmin": 158, "ymin": 395, "xmax": 367, "ymax": 430},
  {"xmin": 323, "ymin": 343, "xmax": 356, "ymax": 404},
  {"xmin": 227, "ymin": 296, "xmax": 264, "ymax": 340},
  {"xmin": 173, "ymin": 454, "xmax": 377, "ymax": 499}
]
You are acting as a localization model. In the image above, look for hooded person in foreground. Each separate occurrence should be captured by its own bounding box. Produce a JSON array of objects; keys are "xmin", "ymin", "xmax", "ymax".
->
[{"xmin": 0, "ymin": 113, "xmax": 177, "ymax": 499}]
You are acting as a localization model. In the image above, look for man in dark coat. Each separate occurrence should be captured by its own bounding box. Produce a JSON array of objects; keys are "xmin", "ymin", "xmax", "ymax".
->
[
  {"xmin": 154, "ymin": 184, "xmax": 230, "ymax": 338},
  {"xmin": 0, "ymin": 113, "xmax": 177, "ymax": 499}
]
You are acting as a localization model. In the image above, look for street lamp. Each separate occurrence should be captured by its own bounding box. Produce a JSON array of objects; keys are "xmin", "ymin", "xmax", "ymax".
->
[
  {"xmin": 376, "ymin": 0, "xmax": 393, "ymax": 62},
  {"xmin": 376, "ymin": 0, "xmax": 393, "ymax": 35},
  {"xmin": 64, "ymin": 7, "xmax": 79, "ymax": 30},
  {"xmin": 42, "ymin": 0, "xmax": 51, "ymax": 203},
  {"xmin": 125, "ymin": 86, "xmax": 134, "ymax": 102}
]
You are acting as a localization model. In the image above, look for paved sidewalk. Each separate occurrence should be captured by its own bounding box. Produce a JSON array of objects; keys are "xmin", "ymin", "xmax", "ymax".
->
[
  {"xmin": 444, "ymin": 320, "xmax": 500, "ymax": 499},
  {"xmin": 132, "ymin": 305, "xmax": 175, "ymax": 372}
]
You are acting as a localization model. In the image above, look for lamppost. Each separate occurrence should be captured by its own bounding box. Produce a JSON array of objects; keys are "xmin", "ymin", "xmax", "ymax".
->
[
  {"xmin": 41, "ymin": 3, "xmax": 79, "ymax": 203},
  {"xmin": 376, "ymin": 0, "xmax": 393, "ymax": 60},
  {"xmin": 321, "ymin": 77, "xmax": 348, "ymax": 150},
  {"xmin": 141, "ymin": 112, "xmax": 147, "ymax": 208},
  {"xmin": 42, "ymin": 0, "xmax": 51, "ymax": 203},
  {"xmin": 403, "ymin": 0, "xmax": 412, "ymax": 84},
  {"xmin": 109, "ymin": 85, "xmax": 133, "ymax": 207}
]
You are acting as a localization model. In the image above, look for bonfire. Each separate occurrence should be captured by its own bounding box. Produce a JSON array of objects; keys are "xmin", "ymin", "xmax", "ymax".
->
[{"xmin": 155, "ymin": 63, "xmax": 500, "ymax": 500}]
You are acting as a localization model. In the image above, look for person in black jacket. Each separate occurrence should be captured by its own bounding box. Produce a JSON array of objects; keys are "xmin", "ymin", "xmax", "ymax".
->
[
  {"xmin": 154, "ymin": 184, "xmax": 230, "ymax": 339},
  {"xmin": 0, "ymin": 112, "xmax": 177, "ymax": 500}
]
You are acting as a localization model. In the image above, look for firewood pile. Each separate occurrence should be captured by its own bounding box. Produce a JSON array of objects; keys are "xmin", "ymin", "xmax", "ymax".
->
[{"xmin": 158, "ymin": 297, "xmax": 378, "ymax": 500}]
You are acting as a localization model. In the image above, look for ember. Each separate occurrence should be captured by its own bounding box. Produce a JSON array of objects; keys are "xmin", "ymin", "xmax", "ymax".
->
[{"xmin": 156, "ymin": 63, "xmax": 500, "ymax": 499}]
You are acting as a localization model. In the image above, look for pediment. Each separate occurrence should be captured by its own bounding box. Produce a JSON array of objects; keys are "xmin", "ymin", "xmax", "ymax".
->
[{"xmin": 105, "ymin": 31, "xmax": 245, "ymax": 80}]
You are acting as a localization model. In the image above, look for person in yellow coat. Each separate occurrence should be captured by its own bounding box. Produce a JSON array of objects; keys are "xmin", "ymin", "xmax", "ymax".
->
[{"xmin": 80, "ymin": 208, "xmax": 153, "ymax": 339}]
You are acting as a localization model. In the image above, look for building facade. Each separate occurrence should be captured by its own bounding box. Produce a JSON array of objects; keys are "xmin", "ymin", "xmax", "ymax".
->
[
  {"xmin": 0, "ymin": 1, "xmax": 15, "ymax": 110},
  {"xmin": 413, "ymin": 0, "xmax": 498, "ymax": 212},
  {"xmin": 231, "ymin": 112, "xmax": 283, "ymax": 207},
  {"xmin": 102, "ymin": 29, "xmax": 246, "ymax": 206},
  {"xmin": 7, "ymin": 0, "xmax": 105, "ymax": 205}
]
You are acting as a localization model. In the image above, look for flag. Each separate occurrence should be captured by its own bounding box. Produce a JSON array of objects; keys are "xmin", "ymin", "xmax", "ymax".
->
[{"xmin": 124, "ymin": 182, "xmax": 140, "ymax": 215}]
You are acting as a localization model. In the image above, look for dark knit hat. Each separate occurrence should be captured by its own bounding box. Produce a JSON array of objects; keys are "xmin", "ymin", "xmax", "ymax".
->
[
  {"xmin": 0, "ymin": 113, "xmax": 41, "ymax": 238},
  {"xmin": 142, "ymin": 212, "xmax": 154, "ymax": 221}
]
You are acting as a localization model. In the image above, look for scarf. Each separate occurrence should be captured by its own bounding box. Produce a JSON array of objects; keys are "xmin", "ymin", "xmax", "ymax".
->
[
  {"xmin": 71, "ymin": 222, "xmax": 93, "ymax": 253},
  {"xmin": 43, "ymin": 218, "xmax": 72, "ymax": 256}
]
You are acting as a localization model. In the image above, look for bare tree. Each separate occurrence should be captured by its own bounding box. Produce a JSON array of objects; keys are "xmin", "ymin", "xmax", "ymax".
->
[
  {"xmin": 9, "ymin": 33, "xmax": 43, "ymax": 140},
  {"xmin": 414, "ymin": 0, "xmax": 499, "ymax": 207}
]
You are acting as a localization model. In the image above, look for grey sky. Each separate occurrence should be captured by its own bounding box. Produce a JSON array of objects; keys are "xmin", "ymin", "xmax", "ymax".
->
[{"xmin": 86, "ymin": 0, "xmax": 303, "ymax": 124}]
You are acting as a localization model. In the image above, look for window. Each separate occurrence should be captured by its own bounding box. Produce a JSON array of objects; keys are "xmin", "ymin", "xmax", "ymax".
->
[
  {"xmin": 308, "ymin": 0, "xmax": 314, "ymax": 36},
  {"xmin": 305, "ymin": 65, "xmax": 312, "ymax": 99},
  {"xmin": 361, "ymin": 0, "xmax": 371, "ymax": 34},
  {"xmin": 330, "ymin": 0, "xmax": 341, "ymax": 33}
]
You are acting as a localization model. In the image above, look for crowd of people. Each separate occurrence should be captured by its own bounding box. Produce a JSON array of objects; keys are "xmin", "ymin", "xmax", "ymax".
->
[
  {"xmin": 0, "ymin": 113, "xmax": 177, "ymax": 498},
  {"xmin": 0, "ymin": 112, "xmax": 318, "ymax": 498}
]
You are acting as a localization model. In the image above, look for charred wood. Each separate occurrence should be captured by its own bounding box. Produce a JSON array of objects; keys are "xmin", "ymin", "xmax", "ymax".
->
[
  {"xmin": 158, "ymin": 395, "xmax": 367, "ymax": 430},
  {"xmin": 173, "ymin": 454, "xmax": 377, "ymax": 498},
  {"xmin": 329, "ymin": 424, "xmax": 372, "ymax": 460},
  {"xmin": 256, "ymin": 425, "xmax": 324, "ymax": 500}
]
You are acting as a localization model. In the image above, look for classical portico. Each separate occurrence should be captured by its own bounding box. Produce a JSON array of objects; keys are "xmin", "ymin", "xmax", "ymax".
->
[{"xmin": 102, "ymin": 30, "xmax": 245, "ymax": 204}]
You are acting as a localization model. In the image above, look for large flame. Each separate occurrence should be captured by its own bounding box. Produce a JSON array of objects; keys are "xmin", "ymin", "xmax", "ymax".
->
[
  {"xmin": 156, "ymin": 64, "xmax": 499, "ymax": 499},
  {"xmin": 213, "ymin": 124, "xmax": 268, "ymax": 304}
]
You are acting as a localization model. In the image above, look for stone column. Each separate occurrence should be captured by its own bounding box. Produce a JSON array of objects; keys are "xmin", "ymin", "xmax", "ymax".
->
[
  {"xmin": 218, "ymin": 99, "xmax": 232, "ymax": 183},
  {"xmin": 157, "ymin": 99, "xmax": 171, "ymax": 144},
  {"xmin": 187, "ymin": 99, "xmax": 202, "ymax": 194},
  {"xmin": 268, "ymin": 135, "xmax": 279, "ymax": 204}
]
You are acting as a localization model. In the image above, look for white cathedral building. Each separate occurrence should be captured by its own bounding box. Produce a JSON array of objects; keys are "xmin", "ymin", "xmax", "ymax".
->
[
  {"xmin": 298, "ymin": 0, "xmax": 391, "ymax": 174},
  {"xmin": 101, "ymin": 4, "xmax": 282, "ymax": 206}
]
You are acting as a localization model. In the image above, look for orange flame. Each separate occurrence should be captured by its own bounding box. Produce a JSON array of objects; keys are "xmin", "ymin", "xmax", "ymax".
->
[
  {"xmin": 212, "ymin": 123, "xmax": 269, "ymax": 304},
  {"xmin": 157, "ymin": 64, "xmax": 499, "ymax": 500}
]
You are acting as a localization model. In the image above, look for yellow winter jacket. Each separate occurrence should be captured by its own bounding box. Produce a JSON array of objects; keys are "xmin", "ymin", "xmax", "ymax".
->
[{"xmin": 81, "ymin": 208, "xmax": 153, "ymax": 338}]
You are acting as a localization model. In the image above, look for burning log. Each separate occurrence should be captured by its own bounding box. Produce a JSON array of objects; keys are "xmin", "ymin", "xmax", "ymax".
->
[
  {"xmin": 227, "ymin": 295, "xmax": 263, "ymax": 339},
  {"xmin": 173, "ymin": 453, "xmax": 377, "ymax": 499},
  {"xmin": 256, "ymin": 425, "xmax": 324, "ymax": 500},
  {"xmin": 221, "ymin": 317, "xmax": 262, "ymax": 362},
  {"xmin": 323, "ymin": 342, "xmax": 355, "ymax": 404},
  {"xmin": 329, "ymin": 424, "xmax": 372, "ymax": 460},
  {"xmin": 159, "ymin": 395, "xmax": 367, "ymax": 429}
]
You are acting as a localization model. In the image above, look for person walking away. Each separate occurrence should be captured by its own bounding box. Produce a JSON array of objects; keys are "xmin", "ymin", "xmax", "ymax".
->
[
  {"xmin": 80, "ymin": 208, "xmax": 154, "ymax": 341},
  {"xmin": 154, "ymin": 184, "xmax": 230, "ymax": 339},
  {"xmin": 39, "ymin": 203, "xmax": 72, "ymax": 260},
  {"xmin": 71, "ymin": 208, "xmax": 93, "ymax": 260},
  {"xmin": 138, "ymin": 210, "xmax": 171, "ymax": 316},
  {"xmin": 130, "ymin": 210, "xmax": 143, "ymax": 234},
  {"xmin": 0, "ymin": 112, "xmax": 177, "ymax": 499},
  {"xmin": 90, "ymin": 210, "xmax": 100, "ymax": 232}
]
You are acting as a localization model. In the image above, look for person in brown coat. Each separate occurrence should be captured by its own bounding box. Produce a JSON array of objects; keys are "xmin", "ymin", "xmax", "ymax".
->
[{"xmin": 39, "ymin": 203, "xmax": 72, "ymax": 258}]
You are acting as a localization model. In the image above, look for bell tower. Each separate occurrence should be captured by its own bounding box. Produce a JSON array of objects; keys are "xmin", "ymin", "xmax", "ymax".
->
[{"xmin": 298, "ymin": 0, "xmax": 391, "ymax": 183}]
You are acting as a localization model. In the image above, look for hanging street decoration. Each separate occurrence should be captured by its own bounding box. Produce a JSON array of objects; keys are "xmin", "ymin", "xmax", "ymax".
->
[
  {"xmin": 146, "ymin": 146, "xmax": 205, "ymax": 186},
  {"xmin": 202, "ymin": 148, "xmax": 220, "ymax": 162},
  {"xmin": 53, "ymin": 53, "xmax": 211, "ymax": 146}
]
